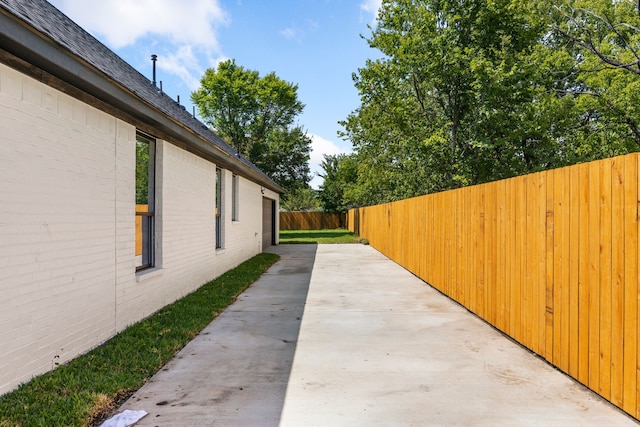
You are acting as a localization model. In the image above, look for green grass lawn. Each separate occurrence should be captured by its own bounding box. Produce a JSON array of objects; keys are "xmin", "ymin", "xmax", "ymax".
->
[
  {"xmin": 279, "ymin": 228, "xmax": 363, "ymax": 244},
  {"xmin": 0, "ymin": 252, "xmax": 279, "ymax": 427}
]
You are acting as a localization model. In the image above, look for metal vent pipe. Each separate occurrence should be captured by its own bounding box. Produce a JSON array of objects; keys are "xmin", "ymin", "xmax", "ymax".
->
[{"xmin": 151, "ymin": 54, "xmax": 157, "ymax": 87}]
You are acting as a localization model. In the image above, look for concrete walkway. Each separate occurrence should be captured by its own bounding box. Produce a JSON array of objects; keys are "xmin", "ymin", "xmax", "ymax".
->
[{"xmin": 120, "ymin": 244, "xmax": 638, "ymax": 426}]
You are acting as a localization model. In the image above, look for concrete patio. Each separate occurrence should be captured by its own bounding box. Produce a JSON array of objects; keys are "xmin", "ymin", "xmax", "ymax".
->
[{"xmin": 120, "ymin": 244, "xmax": 638, "ymax": 426}]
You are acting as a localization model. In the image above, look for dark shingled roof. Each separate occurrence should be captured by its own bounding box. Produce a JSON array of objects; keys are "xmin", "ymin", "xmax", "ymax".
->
[{"xmin": 0, "ymin": 0, "xmax": 284, "ymax": 193}]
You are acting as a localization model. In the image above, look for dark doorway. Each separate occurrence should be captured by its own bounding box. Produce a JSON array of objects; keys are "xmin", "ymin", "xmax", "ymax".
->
[{"xmin": 262, "ymin": 197, "xmax": 275, "ymax": 249}]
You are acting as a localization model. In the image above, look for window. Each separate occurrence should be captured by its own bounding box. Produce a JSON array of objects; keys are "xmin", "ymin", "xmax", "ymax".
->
[
  {"xmin": 135, "ymin": 133, "xmax": 155, "ymax": 270},
  {"xmin": 232, "ymin": 174, "xmax": 239, "ymax": 221},
  {"xmin": 215, "ymin": 168, "xmax": 224, "ymax": 248}
]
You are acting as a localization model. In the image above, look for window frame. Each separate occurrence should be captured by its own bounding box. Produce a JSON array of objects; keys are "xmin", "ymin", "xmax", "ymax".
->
[
  {"xmin": 231, "ymin": 173, "xmax": 239, "ymax": 222},
  {"xmin": 215, "ymin": 167, "xmax": 224, "ymax": 249},
  {"xmin": 135, "ymin": 132, "xmax": 156, "ymax": 271}
]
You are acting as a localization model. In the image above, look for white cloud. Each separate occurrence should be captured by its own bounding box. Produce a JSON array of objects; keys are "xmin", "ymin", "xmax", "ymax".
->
[
  {"xmin": 156, "ymin": 45, "xmax": 202, "ymax": 90},
  {"xmin": 155, "ymin": 46, "xmax": 229, "ymax": 92},
  {"xmin": 48, "ymin": 0, "xmax": 231, "ymax": 102},
  {"xmin": 208, "ymin": 55, "xmax": 231, "ymax": 69},
  {"xmin": 305, "ymin": 19, "xmax": 320, "ymax": 33},
  {"xmin": 308, "ymin": 133, "xmax": 351, "ymax": 189},
  {"xmin": 279, "ymin": 19, "xmax": 319, "ymax": 42},
  {"xmin": 360, "ymin": 0, "xmax": 382, "ymax": 25},
  {"xmin": 279, "ymin": 27, "xmax": 299, "ymax": 40},
  {"xmin": 50, "ymin": 0, "xmax": 229, "ymax": 50}
]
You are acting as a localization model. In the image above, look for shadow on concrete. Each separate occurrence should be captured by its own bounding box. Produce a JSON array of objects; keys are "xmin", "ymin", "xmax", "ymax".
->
[
  {"xmin": 259, "ymin": 244, "xmax": 317, "ymax": 426},
  {"xmin": 120, "ymin": 244, "xmax": 316, "ymax": 426},
  {"xmin": 120, "ymin": 243, "xmax": 639, "ymax": 426}
]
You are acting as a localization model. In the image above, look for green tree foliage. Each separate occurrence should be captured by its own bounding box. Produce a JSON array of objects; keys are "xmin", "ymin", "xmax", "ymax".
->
[
  {"xmin": 279, "ymin": 187, "xmax": 321, "ymax": 212},
  {"xmin": 135, "ymin": 140, "xmax": 149, "ymax": 205},
  {"xmin": 318, "ymin": 154, "xmax": 358, "ymax": 212},
  {"xmin": 249, "ymin": 126, "xmax": 312, "ymax": 193},
  {"xmin": 339, "ymin": 0, "xmax": 640, "ymax": 208},
  {"xmin": 552, "ymin": 0, "xmax": 640, "ymax": 150},
  {"xmin": 191, "ymin": 59, "xmax": 311, "ymax": 198}
]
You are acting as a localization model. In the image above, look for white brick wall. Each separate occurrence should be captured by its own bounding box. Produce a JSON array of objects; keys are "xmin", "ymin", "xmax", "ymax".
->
[
  {"xmin": 0, "ymin": 62, "xmax": 279, "ymax": 395},
  {"xmin": 115, "ymin": 143, "xmax": 269, "ymax": 329},
  {"xmin": 217, "ymin": 171, "xmax": 265, "ymax": 269},
  {"xmin": 115, "ymin": 140, "xmax": 219, "ymax": 328},
  {"xmin": 0, "ymin": 63, "xmax": 120, "ymax": 394}
]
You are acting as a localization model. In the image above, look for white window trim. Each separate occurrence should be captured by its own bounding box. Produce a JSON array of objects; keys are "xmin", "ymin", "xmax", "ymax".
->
[
  {"xmin": 135, "ymin": 131, "xmax": 156, "ymax": 272},
  {"xmin": 216, "ymin": 167, "xmax": 225, "ymax": 249},
  {"xmin": 135, "ymin": 267, "xmax": 163, "ymax": 282},
  {"xmin": 232, "ymin": 173, "xmax": 239, "ymax": 222}
]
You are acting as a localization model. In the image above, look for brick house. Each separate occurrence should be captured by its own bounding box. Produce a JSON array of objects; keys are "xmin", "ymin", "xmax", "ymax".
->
[{"xmin": 0, "ymin": 0, "xmax": 282, "ymax": 395}]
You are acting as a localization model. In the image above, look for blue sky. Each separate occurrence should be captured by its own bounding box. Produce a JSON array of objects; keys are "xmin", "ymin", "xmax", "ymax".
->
[{"xmin": 48, "ymin": 0, "xmax": 382, "ymax": 188}]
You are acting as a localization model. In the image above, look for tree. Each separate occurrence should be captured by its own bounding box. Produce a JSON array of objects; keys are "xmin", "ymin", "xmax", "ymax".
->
[
  {"xmin": 318, "ymin": 154, "xmax": 358, "ymax": 212},
  {"xmin": 551, "ymin": 0, "xmax": 640, "ymax": 149},
  {"xmin": 135, "ymin": 140, "xmax": 149, "ymax": 204},
  {"xmin": 280, "ymin": 187, "xmax": 321, "ymax": 212},
  {"xmin": 249, "ymin": 126, "xmax": 312, "ymax": 193},
  {"xmin": 341, "ymin": 0, "xmax": 639, "ymax": 207},
  {"xmin": 191, "ymin": 60, "xmax": 311, "ymax": 194},
  {"xmin": 341, "ymin": 0, "xmax": 553, "ymax": 204}
]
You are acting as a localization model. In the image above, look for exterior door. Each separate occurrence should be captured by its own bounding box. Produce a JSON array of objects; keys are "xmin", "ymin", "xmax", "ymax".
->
[{"xmin": 262, "ymin": 197, "xmax": 274, "ymax": 249}]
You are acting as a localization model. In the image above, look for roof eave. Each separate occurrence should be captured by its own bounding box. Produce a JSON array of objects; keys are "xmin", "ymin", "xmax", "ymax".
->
[{"xmin": 0, "ymin": 8, "xmax": 285, "ymax": 194}]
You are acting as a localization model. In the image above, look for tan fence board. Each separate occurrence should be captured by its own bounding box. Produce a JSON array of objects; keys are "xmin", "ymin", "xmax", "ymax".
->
[
  {"xmin": 496, "ymin": 180, "xmax": 507, "ymax": 332},
  {"xmin": 600, "ymin": 161, "xmax": 613, "ymax": 400},
  {"xmin": 504, "ymin": 178, "xmax": 515, "ymax": 337},
  {"xmin": 348, "ymin": 153, "xmax": 640, "ymax": 420},
  {"xmin": 516, "ymin": 178, "xmax": 525, "ymax": 348},
  {"xmin": 569, "ymin": 164, "xmax": 581, "ymax": 379},
  {"xmin": 611, "ymin": 157, "xmax": 625, "ymax": 407},
  {"xmin": 623, "ymin": 154, "xmax": 638, "ymax": 414},
  {"xmin": 477, "ymin": 187, "xmax": 486, "ymax": 318},
  {"xmin": 588, "ymin": 161, "xmax": 601, "ymax": 391},
  {"xmin": 530, "ymin": 172, "xmax": 545, "ymax": 355},
  {"xmin": 553, "ymin": 167, "xmax": 570, "ymax": 372},
  {"xmin": 538, "ymin": 173, "xmax": 549, "ymax": 359},
  {"xmin": 578, "ymin": 162, "xmax": 590, "ymax": 386},
  {"xmin": 280, "ymin": 212, "xmax": 346, "ymax": 230},
  {"xmin": 135, "ymin": 204, "xmax": 148, "ymax": 256},
  {"xmin": 545, "ymin": 171, "xmax": 555, "ymax": 363}
]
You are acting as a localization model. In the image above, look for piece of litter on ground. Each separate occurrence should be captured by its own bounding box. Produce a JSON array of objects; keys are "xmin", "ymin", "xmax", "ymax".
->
[{"xmin": 100, "ymin": 409, "xmax": 148, "ymax": 427}]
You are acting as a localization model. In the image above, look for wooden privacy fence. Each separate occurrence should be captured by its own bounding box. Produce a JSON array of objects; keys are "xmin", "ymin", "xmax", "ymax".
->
[
  {"xmin": 280, "ymin": 211, "xmax": 346, "ymax": 230},
  {"xmin": 348, "ymin": 153, "xmax": 640, "ymax": 420},
  {"xmin": 135, "ymin": 204, "xmax": 147, "ymax": 256}
]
